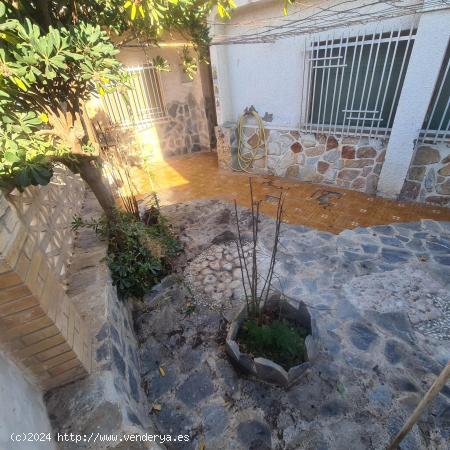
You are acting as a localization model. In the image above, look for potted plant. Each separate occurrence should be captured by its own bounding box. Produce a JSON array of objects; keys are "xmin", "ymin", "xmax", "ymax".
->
[{"xmin": 225, "ymin": 178, "xmax": 319, "ymax": 387}]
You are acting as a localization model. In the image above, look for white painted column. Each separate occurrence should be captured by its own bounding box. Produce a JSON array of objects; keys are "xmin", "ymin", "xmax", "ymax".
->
[
  {"xmin": 209, "ymin": 20, "xmax": 234, "ymax": 125},
  {"xmin": 377, "ymin": 6, "xmax": 450, "ymax": 198}
]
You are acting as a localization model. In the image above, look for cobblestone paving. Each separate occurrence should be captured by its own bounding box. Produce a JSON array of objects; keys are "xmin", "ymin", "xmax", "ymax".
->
[{"xmin": 134, "ymin": 200, "xmax": 450, "ymax": 450}]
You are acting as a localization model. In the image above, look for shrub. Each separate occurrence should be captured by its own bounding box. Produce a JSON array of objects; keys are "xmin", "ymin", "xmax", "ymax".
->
[
  {"xmin": 238, "ymin": 318, "xmax": 307, "ymax": 370},
  {"xmin": 73, "ymin": 208, "xmax": 181, "ymax": 298}
]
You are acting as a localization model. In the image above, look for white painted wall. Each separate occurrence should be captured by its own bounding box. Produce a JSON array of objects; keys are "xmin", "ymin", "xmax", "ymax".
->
[
  {"xmin": 210, "ymin": 0, "xmax": 418, "ymax": 128},
  {"xmin": 0, "ymin": 352, "xmax": 55, "ymax": 450},
  {"xmin": 225, "ymin": 36, "xmax": 304, "ymax": 126}
]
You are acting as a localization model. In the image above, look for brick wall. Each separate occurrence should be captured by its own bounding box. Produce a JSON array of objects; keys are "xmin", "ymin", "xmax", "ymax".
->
[{"xmin": 0, "ymin": 167, "xmax": 92, "ymax": 391}]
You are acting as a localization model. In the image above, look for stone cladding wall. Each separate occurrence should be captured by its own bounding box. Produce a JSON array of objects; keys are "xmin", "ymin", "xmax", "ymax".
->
[
  {"xmin": 152, "ymin": 94, "xmax": 211, "ymax": 157},
  {"xmin": 400, "ymin": 142, "xmax": 450, "ymax": 207},
  {"xmin": 216, "ymin": 125, "xmax": 387, "ymax": 195},
  {"xmin": 45, "ymin": 190, "xmax": 162, "ymax": 448}
]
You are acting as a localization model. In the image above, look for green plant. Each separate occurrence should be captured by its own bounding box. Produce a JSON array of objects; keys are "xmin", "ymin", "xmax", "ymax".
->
[
  {"xmin": 181, "ymin": 46, "xmax": 198, "ymax": 80},
  {"xmin": 9, "ymin": 0, "xmax": 237, "ymax": 77},
  {"xmin": 0, "ymin": 2, "xmax": 125, "ymax": 215},
  {"xmin": 238, "ymin": 318, "xmax": 307, "ymax": 370},
  {"xmin": 234, "ymin": 178, "xmax": 286, "ymax": 321},
  {"xmin": 72, "ymin": 208, "xmax": 182, "ymax": 298},
  {"xmin": 152, "ymin": 55, "xmax": 170, "ymax": 72},
  {"xmin": 0, "ymin": 0, "xmax": 240, "ymax": 208}
]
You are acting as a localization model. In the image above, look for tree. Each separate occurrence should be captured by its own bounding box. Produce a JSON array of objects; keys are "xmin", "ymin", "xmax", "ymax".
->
[
  {"xmin": 0, "ymin": 0, "xmax": 236, "ymax": 216},
  {"xmin": 8, "ymin": 0, "xmax": 236, "ymax": 81}
]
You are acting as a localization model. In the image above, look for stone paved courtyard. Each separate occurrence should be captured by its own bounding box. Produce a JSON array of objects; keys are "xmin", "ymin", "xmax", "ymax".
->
[{"xmin": 134, "ymin": 199, "xmax": 450, "ymax": 450}]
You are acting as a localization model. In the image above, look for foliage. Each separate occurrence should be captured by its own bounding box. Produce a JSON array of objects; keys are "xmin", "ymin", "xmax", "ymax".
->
[
  {"xmin": 72, "ymin": 208, "xmax": 182, "ymax": 298},
  {"xmin": 120, "ymin": 0, "xmax": 237, "ymax": 77},
  {"xmin": 0, "ymin": 111, "xmax": 54, "ymax": 190},
  {"xmin": 181, "ymin": 46, "xmax": 198, "ymax": 80},
  {"xmin": 122, "ymin": 0, "xmax": 236, "ymax": 54},
  {"xmin": 152, "ymin": 55, "xmax": 170, "ymax": 72},
  {"xmin": 0, "ymin": 1, "xmax": 124, "ymax": 195},
  {"xmin": 6, "ymin": 0, "xmax": 237, "ymax": 79},
  {"xmin": 0, "ymin": 0, "xmax": 238, "ymax": 194},
  {"xmin": 238, "ymin": 318, "xmax": 307, "ymax": 370}
]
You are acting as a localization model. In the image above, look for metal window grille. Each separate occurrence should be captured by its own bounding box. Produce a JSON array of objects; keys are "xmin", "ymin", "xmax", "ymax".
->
[
  {"xmin": 102, "ymin": 64, "xmax": 167, "ymax": 127},
  {"xmin": 419, "ymin": 40, "xmax": 450, "ymax": 144},
  {"xmin": 300, "ymin": 25, "xmax": 417, "ymax": 138}
]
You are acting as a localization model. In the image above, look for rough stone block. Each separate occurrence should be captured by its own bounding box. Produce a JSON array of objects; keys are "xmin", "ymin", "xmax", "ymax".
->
[
  {"xmin": 326, "ymin": 136, "xmax": 338, "ymax": 151},
  {"xmin": 436, "ymin": 180, "xmax": 450, "ymax": 195},
  {"xmin": 341, "ymin": 146, "xmax": 356, "ymax": 159},
  {"xmin": 254, "ymin": 357, "xmax": 289, "ymax": 386},
  {"xmin": 338, "ymin": 169, "xmax": 360, "ymax": 181},
  {"xmin": 317, "ymin": 161, "xmax": 330, "ymax": 174},
  {"xmin": 408, "ymin": 166, "xmax": 426, "ymax": 181},
  {"xmin": 290, "ymin": 142, "xmax": 302, "ymax": 153},
  {"xmin": 356, "ymin": 146, "xmax": 377, "ymax": 158},
  {"xmin": 304, "ymin": 146, "xmax": 325, "ymax": 157},
  {"xmin": 288, "ymin": 361, "xmax": 311, "ymax": 386},
  {"xmin": 414, "ymin": 146, "xmax": 440, "ymax": 165},
  {"xmin": 343, "ymin": 158, "xmax": 374, "ymax": 168},
  {"xmin": 352, "ymin": 177, "xmax": 366, "ymax": 190},
  {"xmin": 401, "ymin": 180, "xmax": 421, "ymax": 200},
  {"xmin": 438, "ymin": 164, "xmax": 450, "ymax": 177}
]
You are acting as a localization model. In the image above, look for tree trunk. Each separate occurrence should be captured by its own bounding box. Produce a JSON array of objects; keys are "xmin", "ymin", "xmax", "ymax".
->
[{"xmin": 77, "ymin": 158, "xmax": 115, "ymax": 218}]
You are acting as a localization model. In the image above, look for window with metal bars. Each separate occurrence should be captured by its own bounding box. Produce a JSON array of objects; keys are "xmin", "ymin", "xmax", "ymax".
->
[
  {"xmin": 420, "ymin": 40, "xmax": 450, "ymax": 143},
  {"xmin": 102, "ymin": 64, "xmax": 167, "ymax": 127},
  {"xmin": 301, "ymin": 27, "xmax": 416, "ymax": 138}
]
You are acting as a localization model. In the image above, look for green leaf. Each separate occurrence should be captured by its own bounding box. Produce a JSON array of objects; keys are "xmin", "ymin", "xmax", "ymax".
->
[
  {"xmin": 12, "ymin": 77, "xmax": 27, "ymax": 91},
  {"xmin": 4, "ymin": 151, "xmax": 20, "ymax": 164},
  {"xmin": 15, "ymin": 168, "xmax": 31, "ymax": 187},
  {"xmin": 30, "ymin": 165, "xmax": 52, "ymax": 185}
]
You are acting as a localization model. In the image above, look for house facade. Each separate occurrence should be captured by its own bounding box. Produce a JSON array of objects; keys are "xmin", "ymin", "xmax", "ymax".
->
[
  {"xmin": 90, "ymin": 40, "xmax": 217, "ymax": 162},
  {"xmin": 210, "ymin": 0, "xmax": 450, "ymax": 207}
]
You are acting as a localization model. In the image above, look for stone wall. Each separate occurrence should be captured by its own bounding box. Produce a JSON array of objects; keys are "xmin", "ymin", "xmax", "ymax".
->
[
  {"xmin": 45, "ymin": 190, "xmax": 162, "ymax": 448},
  {"xmin": 215, "ymin": 126, "xmax": 233, "ymax": 171},
  {"xmin": 155, "ymin": 93, "xmax": 211, "ymax": 157},
  {"xmin": 400, "ymin": 143, "xmax": 450, "ymax": 207},
  {"xmin": 0, "ymin": 167, "xmax": 92, "ymax": 391},
  {"xmin": 89, "ymin": 92, "xmax": 212, "ymax": 163},
  {"xmin": 216, "ymin": 124, "xmax": 387, "ymax": 195}
]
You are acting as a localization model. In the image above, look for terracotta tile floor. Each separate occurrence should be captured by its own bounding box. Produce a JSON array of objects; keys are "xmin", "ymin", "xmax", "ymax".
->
[{"xmin": 132, "ymin": 152, "xmax": 450, "ymax": 234}]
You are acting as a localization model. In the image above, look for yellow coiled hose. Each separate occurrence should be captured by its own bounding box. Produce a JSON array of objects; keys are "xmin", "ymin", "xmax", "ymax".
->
[{"xmin": 234, "ymin": 111, "xmax": 268, "ymax": 173}]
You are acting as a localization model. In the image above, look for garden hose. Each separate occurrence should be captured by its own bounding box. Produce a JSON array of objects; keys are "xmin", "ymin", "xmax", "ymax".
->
[{"xmin": 234, "ymin": 110, "xmax": 268, "ymax": 173}]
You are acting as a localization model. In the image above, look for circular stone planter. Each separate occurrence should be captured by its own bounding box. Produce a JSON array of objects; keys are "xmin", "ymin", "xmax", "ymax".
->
[{"xmin": 225, "ymin": 296, "xmax": 319, "ymax": 388}]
